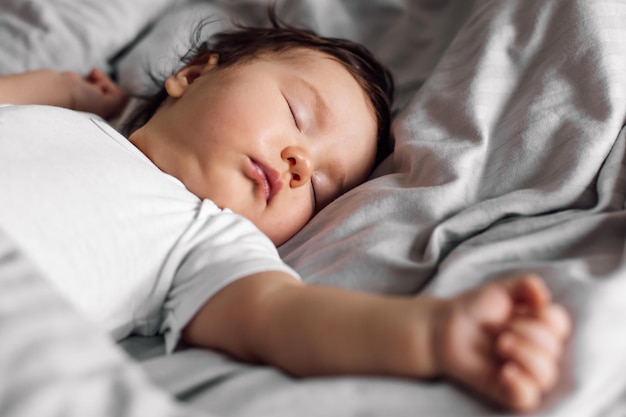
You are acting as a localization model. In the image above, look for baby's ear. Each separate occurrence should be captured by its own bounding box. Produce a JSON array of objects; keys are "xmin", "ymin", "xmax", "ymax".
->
[
  {"xmin": 203, "ymin": 54, "xmax": 219, "ymax": 71},
  {"xmin": 164, "ymin": 54, "xmax": 219, "ymax": 98}
]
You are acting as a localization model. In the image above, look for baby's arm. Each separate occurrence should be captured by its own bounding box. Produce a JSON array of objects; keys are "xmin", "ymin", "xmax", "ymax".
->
[
  {"xmin": 0, "ymin": 69, "xmax": 127, "ymax": 119},
  {"xmin": 184, "ymin": 272, "xmax": 440, "ymax": 378},
  {"xmin": 183, "ymin": 273, "xmax": 569, "ymax": 413}
]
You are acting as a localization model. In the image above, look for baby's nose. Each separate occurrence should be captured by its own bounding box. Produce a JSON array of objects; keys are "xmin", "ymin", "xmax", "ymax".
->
[{"xmin": 282, "ymin": 146, "xmax": 313, "ymax": 188}]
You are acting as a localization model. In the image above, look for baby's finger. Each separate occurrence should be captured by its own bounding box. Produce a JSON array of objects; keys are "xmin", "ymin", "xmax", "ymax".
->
[
  {"xmin": 497, "ymin": 331, "xmax": 558, "ymax": 391},
  {"xmin": 87, "ymin": 69, "xmax": 119, "ymax": 94},
  {"xmin": 499, "ymin": 362, "xmax": 542, "ymax": 413},
  {"xmin": 499, "ymin": 274, "xmax": 551, "ymax": 312},
  {"xmin": 537, "ymin": 304, "xmax": 571, "ymax": 340},
  {"xmin": 507, "ymin": 318, "xmax": 563, "ymax": 358},
  {"xmin": 86, "ymin": 68, "xmax": 107, "ymax": 82}
]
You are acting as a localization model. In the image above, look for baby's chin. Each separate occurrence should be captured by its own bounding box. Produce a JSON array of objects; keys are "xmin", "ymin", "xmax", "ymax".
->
[{"xmin": 246, "ymin": 208, "xmax": 313, "ymax": 247}]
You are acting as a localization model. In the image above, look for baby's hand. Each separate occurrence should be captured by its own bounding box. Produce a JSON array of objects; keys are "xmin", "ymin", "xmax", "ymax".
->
[
  {"xmin": 62, "ymin": 69, "xmax": 127, "ymax": 120},
  {"xmin": 433, "ymin": 275, "xmax": 570, "ymax": 412}
]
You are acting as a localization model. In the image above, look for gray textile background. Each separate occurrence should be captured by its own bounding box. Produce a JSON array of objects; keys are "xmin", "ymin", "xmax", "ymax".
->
[
  {"xmin": 127, "ymin": 1, "xmax": 626, "ymax": 416},
  {"xmin": 0, "ymin": 0, "xmax": 625, "ymax": 416}
]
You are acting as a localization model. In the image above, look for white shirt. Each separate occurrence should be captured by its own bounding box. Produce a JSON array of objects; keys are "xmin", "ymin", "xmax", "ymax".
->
[{"xmin": 0, "ymin": 105, "xmax": 299, "ymax": 352}]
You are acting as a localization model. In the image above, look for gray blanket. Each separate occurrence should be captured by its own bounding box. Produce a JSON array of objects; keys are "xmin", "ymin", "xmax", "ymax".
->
[
  {"xmin": 1, "ymin": 0, "xmax": 625, "ymax": 416},
  {"xmin": 133, "ymin": 1, "xmax": 626, "ymax": 416}
]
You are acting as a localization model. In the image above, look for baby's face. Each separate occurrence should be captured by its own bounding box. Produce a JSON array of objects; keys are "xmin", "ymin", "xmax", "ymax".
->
[{"xmin": 152, "ymin": 49, "xmax": 377, "ymax": 245}]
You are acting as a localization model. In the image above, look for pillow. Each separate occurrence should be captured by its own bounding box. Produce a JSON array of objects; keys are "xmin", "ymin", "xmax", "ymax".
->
[
  {"xmin": 0, "ymin": 0, "xmax": 177, "ymax": 75},
  {"xmin": 115, "ymin": 1, "xmax": 233, "ymax": 96},
  {"xmin": 113, "ymin": 0, "xmax": 469, "ymax": 107}
]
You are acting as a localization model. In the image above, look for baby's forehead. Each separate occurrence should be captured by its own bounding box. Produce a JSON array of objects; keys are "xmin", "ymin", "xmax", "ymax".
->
[
  {"xmin": 253, "ymin": 47, "xmax": 342, "ymax": 67},
  {"xmin": 252, "ymin": 48, "xmax": 362, "ymax": 91},
  {"xmin": 214, "ymin": 48, "xmax": 341, "ymax": 79}
]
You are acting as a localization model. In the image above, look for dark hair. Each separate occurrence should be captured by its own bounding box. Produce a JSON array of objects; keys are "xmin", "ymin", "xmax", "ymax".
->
[{"xmin": 123, "ymin": 11, "xmax": 395, "ymax": 167}]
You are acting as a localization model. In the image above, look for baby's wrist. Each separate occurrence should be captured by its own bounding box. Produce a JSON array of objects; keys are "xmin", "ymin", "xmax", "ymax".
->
[
  {"xmin": 426, "ymin": 297, "xmax": 451, "ymax": 379},
  {"xmin": 53, "ymin": 71, "xmax": 78, "ymax": 111},
  {"xmin": 404, "ymin": 296, "xmax": 448, "ymax": 379}
]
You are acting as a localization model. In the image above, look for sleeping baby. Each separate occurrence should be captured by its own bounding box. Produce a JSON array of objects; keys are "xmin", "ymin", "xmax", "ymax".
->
[{"xmin": 0, "ymin": 13, "xmax": 569, "ymax": 413}]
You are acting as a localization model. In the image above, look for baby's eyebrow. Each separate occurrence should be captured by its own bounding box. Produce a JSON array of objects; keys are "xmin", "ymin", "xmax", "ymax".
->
[{"xmin": 298, "ymin": 78, "xmax": 331, "ymax": 127}]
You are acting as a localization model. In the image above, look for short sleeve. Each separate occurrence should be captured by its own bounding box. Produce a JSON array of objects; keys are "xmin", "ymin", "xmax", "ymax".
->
[{"xmin": 160, "ymin": 203, "xmax": 300, "ymax": 353}]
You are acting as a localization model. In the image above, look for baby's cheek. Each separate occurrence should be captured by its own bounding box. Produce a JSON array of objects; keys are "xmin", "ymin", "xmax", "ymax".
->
[{"xmin": 264, "ymin": 207, "xmax": 312, "ymax": 246}]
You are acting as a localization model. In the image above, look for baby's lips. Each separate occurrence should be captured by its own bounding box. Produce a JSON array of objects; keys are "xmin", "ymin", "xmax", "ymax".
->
[
  {"xmin": 249, "ymin": 159, "xmax": 271, "ymax": 202},
  {"xmin": 255, "ymin": 159, "xmax": 283, "ymax": 203}
]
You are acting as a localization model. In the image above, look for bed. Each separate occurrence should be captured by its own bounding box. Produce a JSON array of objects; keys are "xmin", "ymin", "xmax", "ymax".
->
[{"xmin": 1, "ymin": 0, "xmax": 625, "ymax": 416}]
